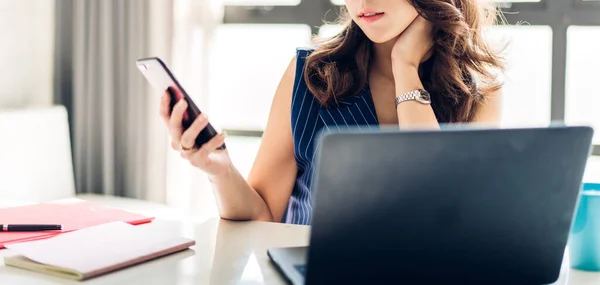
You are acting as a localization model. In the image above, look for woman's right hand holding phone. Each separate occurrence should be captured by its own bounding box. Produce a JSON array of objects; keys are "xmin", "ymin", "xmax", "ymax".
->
[
  {"xmin": 160, "ymin": 91, "xmax": 231, "ymax": 178},
  {"xmin": 152, "ymin": 56, "xmax": 299, "ymax": 222}
]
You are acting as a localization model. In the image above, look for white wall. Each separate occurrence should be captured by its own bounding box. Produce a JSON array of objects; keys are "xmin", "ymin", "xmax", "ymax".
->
[{"xmin": 0, "ymin": 0, "xmax": 55, "ymax": 107}]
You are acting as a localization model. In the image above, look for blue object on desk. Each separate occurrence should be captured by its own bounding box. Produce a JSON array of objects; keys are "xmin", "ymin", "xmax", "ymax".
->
[{"xmin": 569, "ymin": 183, "xmax": 600, "ymax": 271}]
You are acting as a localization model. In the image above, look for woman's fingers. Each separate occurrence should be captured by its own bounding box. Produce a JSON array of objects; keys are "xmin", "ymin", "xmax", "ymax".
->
[
  {"xmin": 168, "ymin": 99, "xmax": 187, "ymax": 142},
  {"xmin": 159, "ymin": 91, "xmax": 171, "ymax": 123},
  {"xmin": 188, "ymin": 133, "xmax": 226, "ymax": 167},
  {"xmin": 203, "ymin": 132, "xmax": 226, "ymax": 152},
  {"xmin": 180, "ymin": 114, "xmax": 209, "ymax": 149},
  {"xmin": 171, "ymin": 139, "xmax": 180, "ymax": 151}
]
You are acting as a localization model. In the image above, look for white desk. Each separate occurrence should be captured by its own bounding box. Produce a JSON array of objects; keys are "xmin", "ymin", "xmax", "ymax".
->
[{"xmin": 1, "ymin": 196, "xmax": 599, "ymax": 285}]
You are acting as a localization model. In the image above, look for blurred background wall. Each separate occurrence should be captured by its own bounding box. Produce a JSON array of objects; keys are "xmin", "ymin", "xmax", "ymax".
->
[{"xmin": 0, "ymin": 0, "xmax": 599, "ymax": 217}]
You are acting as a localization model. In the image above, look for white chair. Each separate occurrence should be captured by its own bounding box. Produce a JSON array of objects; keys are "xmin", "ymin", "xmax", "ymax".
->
[{"xmin": 0, "ymin": 105, "xmax": 76, "ymax": 203}]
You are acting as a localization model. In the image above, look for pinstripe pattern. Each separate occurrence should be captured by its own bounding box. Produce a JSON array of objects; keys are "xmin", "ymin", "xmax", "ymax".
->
[{"xmin": 285, "ymin": 48, "xmax": 379, "ymax": 225}]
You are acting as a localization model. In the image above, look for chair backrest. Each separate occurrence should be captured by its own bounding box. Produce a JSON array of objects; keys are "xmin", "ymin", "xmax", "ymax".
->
[{"xmin": 0, "ymin": 105, "xmax": 76, "ymax": 202}]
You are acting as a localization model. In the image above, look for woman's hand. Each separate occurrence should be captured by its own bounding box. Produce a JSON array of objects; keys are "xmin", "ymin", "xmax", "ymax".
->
[
  {"xmin": 160, "ymin": 91, "xmax": 231, "ymax": 178},
  {"xmin": 391, "ymin": 15, "xmax": 435, "ymax": 71}
]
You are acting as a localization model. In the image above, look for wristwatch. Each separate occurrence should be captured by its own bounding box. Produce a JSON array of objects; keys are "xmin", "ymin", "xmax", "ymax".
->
[{"xmin": 395, "ymin": 89, "xmax": 431, "ymax": 107}]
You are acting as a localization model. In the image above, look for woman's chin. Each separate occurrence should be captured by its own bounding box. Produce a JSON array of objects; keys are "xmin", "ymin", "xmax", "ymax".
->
[{"xmin": 363, "ymin": 32, "xmax": 399, "ymax": 45}]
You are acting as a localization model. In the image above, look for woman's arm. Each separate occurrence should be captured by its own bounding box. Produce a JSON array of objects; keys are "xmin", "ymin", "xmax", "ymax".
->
[
  {"xmin": 392, "ymin": 64, "xmax": 440, "ymax": 129},
  {"xmin": 471, "ymin": 88, "xmax": 503, "ymax": 125},
  {"xmin": 208, "ymin": 56, "xmax": 298, "ymax": 222},
  {"xmin": 390, "ymin": 16, "xmax": 440, "ymax": 129}
]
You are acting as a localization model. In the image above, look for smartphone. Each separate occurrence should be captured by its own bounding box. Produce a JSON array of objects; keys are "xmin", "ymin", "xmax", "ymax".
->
[{"xmin": 136, "ymin": 57, "xmax": 224, "ymax": 150}]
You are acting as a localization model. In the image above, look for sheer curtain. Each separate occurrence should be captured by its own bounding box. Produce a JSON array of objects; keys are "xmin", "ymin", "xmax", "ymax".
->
[
  {"xmin": 165, "ymin": 0, "xmax": 224, "ymax": 218},
  {"xmin": 54, "ymin": 0, "xmax": 174, "ymax": 202}
]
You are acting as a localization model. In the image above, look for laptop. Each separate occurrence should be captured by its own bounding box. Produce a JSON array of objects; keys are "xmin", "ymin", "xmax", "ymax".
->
[{"xmin": 267, "ymin": 126, "xmax": 594, "ymax": 285}]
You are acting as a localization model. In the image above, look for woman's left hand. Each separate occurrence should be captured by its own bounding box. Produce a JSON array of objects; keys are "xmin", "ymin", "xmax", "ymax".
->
[{"xmin": 391, "ymin": 15, "xmax": 435, "ymax": 71}]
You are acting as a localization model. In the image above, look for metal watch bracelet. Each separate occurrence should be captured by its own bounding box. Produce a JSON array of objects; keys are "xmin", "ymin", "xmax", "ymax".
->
[{"xmin": 395, "ymin": 89, "xmax": 431, "ymax": 107}]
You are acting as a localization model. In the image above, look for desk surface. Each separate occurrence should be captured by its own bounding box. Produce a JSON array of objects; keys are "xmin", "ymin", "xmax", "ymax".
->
[{"xmin": 1, "ymin": 195, "xmax": 600, "ymax": 285}]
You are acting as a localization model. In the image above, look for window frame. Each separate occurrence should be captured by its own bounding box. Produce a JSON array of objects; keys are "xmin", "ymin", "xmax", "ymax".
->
[{"xmin": 221, "ymin": 0, "xmax": 600, "ymax": 155}]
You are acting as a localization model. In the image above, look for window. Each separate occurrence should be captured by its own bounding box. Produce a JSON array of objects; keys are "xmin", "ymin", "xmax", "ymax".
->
[
  {"xmin": 484, "ymin": 25, "xmax": 553, "ymax": 128},
  {"xmin": 318, "ymin": 24, "xmax": 342, "ymax": 39},
  {"xmin": 200, "ymin": 24, "xmax": 311, "ymax": 177},
  {"xmin": 225, "ymin": 136, "xmax": 262, "ymax": 178},
  {"xmin": 207, "ymin": 24, "xmax": 311, "ymax": 131},
  {"xmin": 566, "ymin": 26, "xmax": 600, "ymax": 144},
  {"xmin": 585, "ymin": 156, "xmax": 600, "ymax": 183}
]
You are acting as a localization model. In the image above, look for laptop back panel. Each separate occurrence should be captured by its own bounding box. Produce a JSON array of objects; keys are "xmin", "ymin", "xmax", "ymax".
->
[{"xmin": 305, "ymin": 126, "xmax": 593, "ymax": 284}]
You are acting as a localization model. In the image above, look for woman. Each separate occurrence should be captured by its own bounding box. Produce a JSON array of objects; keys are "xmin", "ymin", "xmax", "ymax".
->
[{"xmin": 160, "ymin": 0, "xmax": 505, "ymax": 225}]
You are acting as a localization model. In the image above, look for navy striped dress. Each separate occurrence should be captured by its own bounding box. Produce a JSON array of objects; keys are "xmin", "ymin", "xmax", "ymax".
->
[{"xmin": 283, "ymin": 47, "xmax": 381, "ymax": 225}]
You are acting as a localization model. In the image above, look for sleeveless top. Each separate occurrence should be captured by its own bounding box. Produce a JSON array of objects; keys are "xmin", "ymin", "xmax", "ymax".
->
[{"xmin": 282, "ymin": 47, "xmax": 381, "ymax": 225}]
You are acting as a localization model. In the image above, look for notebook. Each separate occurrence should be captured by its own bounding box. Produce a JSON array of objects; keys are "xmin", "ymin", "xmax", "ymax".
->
[
  {"xmin": 3, "ymin": 221, "xmax": 195, "ymax": 280},
  {"xmin": 0, "ymin": 198, "xmax": 154, "ymax": 249}
]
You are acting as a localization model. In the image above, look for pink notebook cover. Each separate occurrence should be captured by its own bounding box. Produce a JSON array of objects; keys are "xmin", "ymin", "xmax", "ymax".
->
[{"xmin": 0, "ymin": 199, "xmax": 154, "ymax": 249}]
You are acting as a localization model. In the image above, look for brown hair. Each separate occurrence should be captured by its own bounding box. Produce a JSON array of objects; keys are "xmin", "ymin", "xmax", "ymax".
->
[{"xmin": 304, "ymin": 0, "xmax": 506, "ymax": 123}]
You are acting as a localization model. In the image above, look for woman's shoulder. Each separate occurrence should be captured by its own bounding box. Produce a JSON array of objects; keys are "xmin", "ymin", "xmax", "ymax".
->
[
  {"xmin": 294, "ymin": 46, "xmax": 317, "ymax": 61},
  {"xmin": 276, "ymin": 47, "xmax": 316, "ymax": 102},
  {"xmin": 290, "ymin": 47, "xmax": 316, "ymax": 85},
  {"xmin": 296, "ymin": 46, "xmax": 316, "ymax": 53},
  {"xmin": 288, "ymin": 47, "xmax": 321, "ymax": 102}
]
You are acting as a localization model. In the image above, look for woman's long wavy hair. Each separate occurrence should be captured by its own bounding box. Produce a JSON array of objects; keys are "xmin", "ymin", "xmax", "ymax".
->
[{"xmin": 304, "ymin": 0, "xmax": 506, "ymax": 123}]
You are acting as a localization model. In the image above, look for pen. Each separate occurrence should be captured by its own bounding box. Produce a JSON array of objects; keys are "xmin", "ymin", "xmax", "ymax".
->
[{"xmin": 0, "ymin": 224, "xmax": 62, "ymax": 232}]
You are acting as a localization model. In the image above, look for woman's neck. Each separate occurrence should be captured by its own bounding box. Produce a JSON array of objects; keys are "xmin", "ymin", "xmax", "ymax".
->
[{"xmin": 370, "ymin": 38, "xmax": 397, "ymax": 82}]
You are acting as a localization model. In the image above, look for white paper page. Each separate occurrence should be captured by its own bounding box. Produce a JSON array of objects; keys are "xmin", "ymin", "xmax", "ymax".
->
[{"xmin": 4, "ymin": 221, "xmax": 191, "ymax": 274}]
